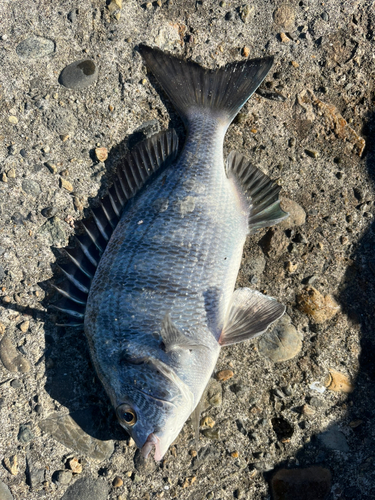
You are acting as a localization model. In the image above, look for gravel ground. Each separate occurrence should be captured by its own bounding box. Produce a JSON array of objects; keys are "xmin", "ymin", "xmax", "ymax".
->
[{"xmin": 0, "ymin": 1, "xmax": 374, "ymax": 499}]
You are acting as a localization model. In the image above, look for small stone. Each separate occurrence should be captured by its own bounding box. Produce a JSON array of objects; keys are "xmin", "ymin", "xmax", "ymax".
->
[
  {"xmin": 55, "ymin": 470, "xmax": 73, "ymax": 485},
  {"xmin": 318, "ymin": 427, "xmax": 349, "ymax": 452},
  {"xmin": 325, "ymin": 369, "xmax": 354, "ymax": 393},
  {"xmin": 19, "ymin": 321, "xmax": 30, "ymax": 333},
  {"xmin": 60, "ymin": 134, "xmax": 70, "ymax": 142},
  {"xmin": 95, "ymin": 147, "xmax": 108, "ymax": 162},
  {"xmin": 112, "ymin": 476, "xmax": 123, "ymax": 488},
  {"xmin": 305, "ymin": 149, "xmax": 319, "ymax": 158},
  {"xmin": 41, "ymin": 217, "xmax": 67, "ymax": 246},
  {"xmin": 231, "ymin": 451, "xmax": 239, "ymax": 458},
  {"xmin": 45, "ymin": 162, "xmax": 57, "ymax": 173},
  {"xmin": 74, "ymin": 197, "xmax": 84, "ymax": 211},
  {"xmin": 4, "ymin": 455, "xmax": 19, "ymax": 475},
  {"xmin": 108, "ymin": 0, "xmax": 122, "ymax": 11},
  {"xmin": 39, "ymin": 410, "xmax": 114, "ymax": 461},
  {"xmin": 0, "ymin": 335, "xmax": 31, "ymax": 373},
  {"xmin": 189, "ymin": 449, "xmax": 197, "ymax": 457},
  {"xmin": 258, "ymin": 315, "xmax": 302, "ymax": 362},
  {"xmin": 271, "ymin": 466, "xmax": 331, "ymax": 500},
  {"xmin": 22, "ymin": 179, "xmax": 41, "ymax": 197},
  {"xmin": 239, "ymin": 4, "xmax": 254, "ymax": 23},
  {"xmin": 202, "ymin": 428, "xmax": 220, "ymax": 439},
  {"xmin": 279, "ymin": 32, "xmax": 290, "ymax": 43},
  {"xmin": 182, "ymin": 476, "xmax": 196, "ymax": 488},
  {"xmin": 68, "ymin": 457, "xmax": 83, "ymax": 474},
  {"xmin": 259, "ymin": 227, "xmax": 289, "ymax": 257},
  {"xmin": 0, "ymin": 480, "xmax": 13, "ymax": 500},
  {"xmin": 321, "ymin": 12, "xmax": 329, "ymax": 21},
  {"xmin": 206, "ymin": 380, "xmax": 222, "ymax": 407},
  {"xmin": 200, "ymin": 416, "xmax": 215, "ymax": 428},
  {"xmin": 0, "ymin": 323, "xmax": 5, "ymax": 335},
  {"xmin": 16, "ymin": 36, "xmax": 55, "ymax": 59},
  {"xmin": 59, "ymin": 60, "xmax": 98, "ymax": 90},
  {"xmin": 2, "ymin": 173, "xmax": 7, "ymax": 182},
  {"xmin": 296, "ymin": 287, "xmax": 340, "ymax": 323},
  {"xmin": 20, "ymin": 149, "xmax": 28, "ymax": 157},
  {"xmin": 10, "ymin": 379, "xmax": 22, "ymax": 388},
  {"xmin": 60, "ymin": 178, "xmax": 74, "ymax": 192},
  {"xmin": 273, "ymin": 4, "xmax": 295, "ymax": 29},
  {"xmin": 301, "ymin": 404, "xmax": 315, "ymax": 417},
  {"xmin": 216, "ymin": 369, "xmax": 234, "ymax": 381},
  {"xmin": 279, "ymin": 198, "xmax": 306, "ymax": 228},
  {"xmin": 285, "ymin": 261, "xmax": 298, "ymax": 273},
  {"xmin": 41, "ymin": 206, "xmax": 58, "ymax": 218},
  {"xmin": 291, "ymin": 60, "xmax": 299, "ymax": 68},
  {"xmin": 242, "ymin": 46, "xmax": 250, "ymax": 57},
  {"xmin": 8, "ymin": 116, "xmax": 18, "ymax": 124},
  {"xmin": 18, "ymin": 424, "xmax": 34, "ymax": 443},
  {"xmin": 7, "ymin": 168, "xmax": 16, "ymax": 178},
  {"xmin": 61, "ymin": 477, "xmax": 109, "ymax": 500}
]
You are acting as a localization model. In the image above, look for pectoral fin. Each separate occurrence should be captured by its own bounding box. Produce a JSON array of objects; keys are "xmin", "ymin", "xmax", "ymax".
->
[
  {"xmin": 219, "ymin": 288, "xmax": 285, "ymax": 346},
  {"xmin": 161, "ymin": 314, "xmax": 205, "ymax": 352}
]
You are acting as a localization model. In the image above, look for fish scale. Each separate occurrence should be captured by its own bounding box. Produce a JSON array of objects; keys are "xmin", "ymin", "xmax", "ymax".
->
[{"xmin": 53, "ymin": 45, "xmax": 289, "ymax": 461}]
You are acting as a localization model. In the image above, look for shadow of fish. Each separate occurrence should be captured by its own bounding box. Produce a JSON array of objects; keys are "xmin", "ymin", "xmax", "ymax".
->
[{"xmin": 53, "ymin": 45, "xmax": 288, "ymax": 461}]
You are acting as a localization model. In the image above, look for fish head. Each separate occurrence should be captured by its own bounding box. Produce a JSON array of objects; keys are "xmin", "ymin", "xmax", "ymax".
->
[{"xmin": 114, "ymin": 356, "xmax": 194, "ymax": 461}]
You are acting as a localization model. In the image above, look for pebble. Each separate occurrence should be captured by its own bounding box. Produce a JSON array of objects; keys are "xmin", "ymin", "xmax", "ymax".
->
[
  {"xmin": 8, "ymin": 116, "xmax": 18, "ymax": 125},
  {"xmin": 182, "ymin": 476, "xmax": 196, "ymax": 488},
  {"xmin": 18, "ymin": 424, "xmax": 34, "ymax": 443},
  {"xmin": 296, "ymin": 287, "xmax": 340, "ymax": 323},
  {"xmin": 0, "ymin": 322, "xmax": 5, "ymax": 335},
  {"xmin": 108, "ymin": 0, "xmax": 122, "ymax": 12},
  {"xmin": 25, "ymin": 454, "xmax": 45, "ymax": 488},
  {"xmin": 68, "ymin": 457, "xmax": 83, "ymax": 474},
  {"xmin": 39, "ymin": 411, "xmax": 114, "ymax": 461},
  {"xmin": 202, "ymin": 428, "xmax": 220, "ymax": 439},
  {"xmin": 239, "ymin": 4, "xmax": 254, "ymax": 23},
  {"xmin": 45, "ymin": 162, "xmax": 57, "ymax": 174},
  {"xmin": 7, "ymin": 168, "xmax": 15, "ymax": 178},
  {"xmin": 60, "ymin": 477, "xmax": 109, "ymax": 500},
  {"xmin": 325, "ymin": 369, "xmax": 354, "ymax": 393},
  {"xmin": 200, "ymin": 416, "xmax": 215, "ymax": 428},
  {"xmin": 273, "ymin": 4, "xmax": 295, "ymax": 29},
  {"xmin": 206, "ymin": 379, "xmax": 222, "ymax": 407},
  {"xmin": 10, "ymin": 379, "xmax": 22, "ymax": 389},
  {"xmin": 258, "ymin": 315, "xmax": 302, "ymax": 363},
  {"xmin": 3, "ymin": 455, "xmax": 19, "ymax": 475},
  {"xmin": 259, "ymin": 228, "xmax": 289, "ymax": 257},
  {"xmin": 55, "ymin": 470, "xmax": 73, "ymax": 485},
  {"xmin": 41, "ymin": 217, "xmax": 67, "ymax": 246},
  {"xmin": 95, "ymin": 147, "xmax": 108, "ymax": 162},
  {"xmin": 60, "ymin": 178, "xmax": 74, "ymax": 192},
  {"xmin": 271, "ymin": 466, "xmax": 331, "ymax": 500},
  {"xmin": 16, "ymin": 36, "xmax": 55, "ymax": 59},
  {"xmin": 19, "ymin": 320, "xmax": 30, "ymax": 333},
  {"xmin": 0, "ymin": 335, "xmax": 31, "ymax": 373},
  {"xmin": 41, "ymin": 206, "xmax": 58, "ymax": 218},
  {"xmin": 291, "ymin": 60, "xmax": 299, "ymax": 68},
  {"xmin": 279, "ymin": 32, "xmax": 290, "ymax": 43},
  {"xmin": 305, "ymin": 149, "xmax": 319, "ymax": 158},
  {"xmin": 279, "ymin": 198, "xmax": 306, "ymax": 228},
  {"xmin": 318, "ymin": 427, "xmax": 349, "ymax": 452},
  {"xmin": 321, "ymin": 12, "xmax": 329, "ymax": 21},
  {"xmin": 59, "ymin": 60, "xmax": 99, "ymax": 90},
  {"xmin": 112, "ymin": 476, "xmax": 123, "ymax": 488},
  {"xmin": 242, "ymin": 46, "xmax": 250, "ymax": 57},
  {"xmin": 216, "ymin": 369, "xmax": 234, "ymax": 381},
  {"xmin": 22, "ymin": 179, "xmax": 41, "ymax": 197},
  {"xmin": 0, "ymin": 481, "xmax": 13, "ymax": 500}
]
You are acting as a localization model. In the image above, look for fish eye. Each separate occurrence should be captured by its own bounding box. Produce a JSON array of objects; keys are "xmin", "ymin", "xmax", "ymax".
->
[{"xmin": 117, "ymin": 404, "xmax": 137, "ymax": 426}]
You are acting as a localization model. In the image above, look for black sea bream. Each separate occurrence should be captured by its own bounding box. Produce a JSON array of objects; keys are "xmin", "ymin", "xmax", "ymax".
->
[{"xmin": 54, "ymin": 45, "xmax": 288, "ymax": 461}]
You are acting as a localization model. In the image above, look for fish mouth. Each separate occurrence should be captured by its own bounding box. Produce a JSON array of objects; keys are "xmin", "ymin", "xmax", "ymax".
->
[{"xmin": 141, "ymin": 432, "xmax": 163, "ymax": 461}]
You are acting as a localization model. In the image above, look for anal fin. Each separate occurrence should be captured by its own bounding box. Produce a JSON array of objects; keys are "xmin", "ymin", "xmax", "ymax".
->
[
  {"xmin": 219, "ymin": 288, "xmax": 285, "ymax": 346},
  {"xmin": 226, "ymin": 151, "xmax": 289, "ymax": 233}
]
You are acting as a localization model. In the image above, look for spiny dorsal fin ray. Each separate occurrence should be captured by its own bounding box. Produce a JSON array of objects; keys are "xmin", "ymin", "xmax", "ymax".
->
[
  {"xmin": 219, "ymin": 288, "xmax": 285, "ymax": 346},
  {"xmin": 139, "ymin": 44, "xmax": 273, "ymax": 129},
  {"xmin": 226, "ymin": 151, "xmax": 289, "ymax": 233},
  {"xmin": 52, "ymin": 130, "xmax": 179, "ymax": 320}
]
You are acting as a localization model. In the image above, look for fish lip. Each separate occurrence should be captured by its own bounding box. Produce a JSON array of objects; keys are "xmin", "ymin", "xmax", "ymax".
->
[{"xmin": 141, "ymin": 432, "xmax": 163, "ymax": 461}]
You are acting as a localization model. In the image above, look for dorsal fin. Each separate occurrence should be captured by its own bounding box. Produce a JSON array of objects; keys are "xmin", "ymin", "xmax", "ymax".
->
[
  {"xmin": 52, "ymin": 130, "xmax": 179, "ymax": 324},
  {"xmin": 226, "ymin": 151, "xmax": 288, "ymax": 233}
]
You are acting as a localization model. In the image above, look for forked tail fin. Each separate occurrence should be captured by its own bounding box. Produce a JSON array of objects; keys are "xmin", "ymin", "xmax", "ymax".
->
[{"xmin": 139, "ymin": 44, "xmax": 273, "ymax": 129}]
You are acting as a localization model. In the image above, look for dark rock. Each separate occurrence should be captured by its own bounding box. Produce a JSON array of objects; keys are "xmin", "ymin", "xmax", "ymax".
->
[
  {"xmin": 16, "ymin": 36, "xmax": 55, "ymax": 59},
  {"xmin": 41, "ymin": 207, "xmax": 58, "ymax": 218},
  {"xmin": 318, "ymin": 427, "xmax": 349, "ymax": 452},
  {"xmin": 18, "ymin": 424, "xmax": 34, "ymax": 443},
  {"xmin": 271, "ymin": 466, "xmax": 331, "ymax": 500},
  {"xmin": 60, "ymin": 477, "xmax": 109, "ymax": 500},
  {"xmin": 20, "ymin": 149, "xmax": 28, "ymax": 158},
  {"xmin": 26, "ymin": 454, "xmax": 45, "ymax": 488},
  {"xmin": 59, "ymin": 60, "xmax": 99, "ymax": 90},
  {"xmin": 10, "ymin": 379, "xmax": 22, "ymax": 389},
  {"xmin": 258, "ymin": 315, "xmax": 302, "ymax": 362},
  {"xmin": 54, "ymin": 470, "xmax": 73, "ymax": 485},
  {"xmin": 22, "ymin": 179, "xmax": 41, "ymax": 197}
]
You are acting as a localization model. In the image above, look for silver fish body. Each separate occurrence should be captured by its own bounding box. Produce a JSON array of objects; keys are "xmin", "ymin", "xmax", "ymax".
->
[{"xmin": 55, "ymin": 45, "xmax": 288, "ymax": 461}]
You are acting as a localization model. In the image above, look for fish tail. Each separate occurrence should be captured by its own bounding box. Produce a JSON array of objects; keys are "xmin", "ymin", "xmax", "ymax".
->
[{"xmin": 139, "ymin": 44, "xmax": 273, "ymax": 129}]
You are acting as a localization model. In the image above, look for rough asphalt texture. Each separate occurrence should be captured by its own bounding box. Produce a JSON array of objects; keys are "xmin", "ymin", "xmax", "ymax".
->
[{"xmin": 0, "ymin": 1, "xmax": 374, "ymax": 499}]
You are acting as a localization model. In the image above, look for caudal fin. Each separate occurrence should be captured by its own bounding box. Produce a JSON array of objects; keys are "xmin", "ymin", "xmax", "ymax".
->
[{"xmin": 139, "ymin": 44, "xmax": 273, "ymax": 129}]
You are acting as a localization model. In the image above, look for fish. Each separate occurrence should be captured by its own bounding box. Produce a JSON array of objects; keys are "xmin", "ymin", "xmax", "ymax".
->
[{"xmin": 52, "ymin": 45, "xmax": 288, "ymax": 461}]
